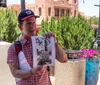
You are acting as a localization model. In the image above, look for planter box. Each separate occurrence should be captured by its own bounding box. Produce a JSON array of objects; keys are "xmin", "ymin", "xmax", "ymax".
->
[{"xmin": 55, "ymin": 59, "xmax": 85, "ymax": 85}]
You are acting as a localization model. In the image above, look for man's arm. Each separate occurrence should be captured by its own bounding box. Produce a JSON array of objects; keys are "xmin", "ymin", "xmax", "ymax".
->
[
  {"xmin": 8, "ymin": 63, "xmax": 32, "ymax": 79},
  {"xmin": 8, "ymin": 63, "xmax": 47, "ymax": 79},
  {"xmin": 55, "ymin": 43, "xmax": 68, "ymax": 63}
]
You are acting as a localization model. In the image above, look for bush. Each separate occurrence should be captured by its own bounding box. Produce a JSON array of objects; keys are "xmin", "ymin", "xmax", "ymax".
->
[
  {"xmin": 39, "ymin": 15, "xmax": 94, "ymax": 50},
  {"xmin": 0, "ymin": 8, "xmax": 21, "ymax": 43}
]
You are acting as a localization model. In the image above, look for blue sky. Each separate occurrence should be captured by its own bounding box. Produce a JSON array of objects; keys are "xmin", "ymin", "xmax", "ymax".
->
[
  {"xmin": 79, "ymin": 0, "xmax": 99, "ymax": 17},
  {"xmin": 7, "ymin": 0, "xmax": 99, "ymax": 17}
]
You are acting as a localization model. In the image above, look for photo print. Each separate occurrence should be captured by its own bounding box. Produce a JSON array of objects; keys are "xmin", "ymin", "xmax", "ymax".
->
[{"xmin": 32, "ymin": 36, "xmax": 55, "ymax": 68}]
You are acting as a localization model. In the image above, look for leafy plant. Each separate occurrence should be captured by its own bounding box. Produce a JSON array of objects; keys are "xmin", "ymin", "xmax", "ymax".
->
[
  {"xmin": 39, "ymin": 14, "xmax": 94, "ymax": 50},
  {"xmin": 0, "ymin": 8, "xmax": 21, "ymax": 43},
  {"xmin": 89, "ymin": 16, "xmax": 98, "ymax": 25}
]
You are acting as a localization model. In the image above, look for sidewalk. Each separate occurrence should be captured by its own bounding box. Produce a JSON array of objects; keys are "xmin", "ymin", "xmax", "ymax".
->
[
  {"xmin": 0, "ymin": 44, "xmax": 15, "ymax": 85},
  {"xmin": 97, "ymin": 69, "xmax": 100, "ymax": 85},
  {"xmin": 50, "ymin": 76, "xmax": 55, "ymax": 85}
]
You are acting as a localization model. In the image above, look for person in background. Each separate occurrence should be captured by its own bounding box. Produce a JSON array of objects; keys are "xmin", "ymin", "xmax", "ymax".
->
[{"xmin": 7, "ymin": 9, "xmax": 67, "ymax": 85}]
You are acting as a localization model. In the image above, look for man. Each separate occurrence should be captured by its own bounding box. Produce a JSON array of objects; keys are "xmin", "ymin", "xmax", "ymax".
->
[{"xmin": 7, "ymin": 9, "xmax": 67, "ymax": 85}]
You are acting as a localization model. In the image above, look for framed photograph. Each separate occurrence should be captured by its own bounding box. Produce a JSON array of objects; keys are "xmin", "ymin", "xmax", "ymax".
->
[{"xmin": 31, "ymin": 36, "xmax": 56, "ymax": 68}]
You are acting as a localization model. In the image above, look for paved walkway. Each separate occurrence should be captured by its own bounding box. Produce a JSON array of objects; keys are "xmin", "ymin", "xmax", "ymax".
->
[
  {"xmin": 97, "ymin": 69, "xmax": 100, "ymax": 85},
  {"xmin": 0, "ymin": 44, "xmax": 15, "ymax": 85}
]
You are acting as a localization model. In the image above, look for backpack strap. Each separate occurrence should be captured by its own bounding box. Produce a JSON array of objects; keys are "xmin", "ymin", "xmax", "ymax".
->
[{"xmin": 14, "ymin": 41, "xmax": 22, "ymax": 55}]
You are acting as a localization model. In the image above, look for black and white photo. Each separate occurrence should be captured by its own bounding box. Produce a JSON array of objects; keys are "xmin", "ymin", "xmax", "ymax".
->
[{"xmin": 32, "ymin": 36, "xmax": 55, "ymax": 68}]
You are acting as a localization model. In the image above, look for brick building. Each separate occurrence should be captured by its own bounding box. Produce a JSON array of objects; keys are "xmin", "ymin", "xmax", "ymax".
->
[{"xmin": 8, "ymin": 0, "xmax": 78, "ymax": 24}]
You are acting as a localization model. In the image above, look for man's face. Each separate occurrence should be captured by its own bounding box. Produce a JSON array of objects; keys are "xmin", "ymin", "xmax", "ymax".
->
[{"xmin": 19, "ymin": 17, "xmax": 38, "ymax": 37}]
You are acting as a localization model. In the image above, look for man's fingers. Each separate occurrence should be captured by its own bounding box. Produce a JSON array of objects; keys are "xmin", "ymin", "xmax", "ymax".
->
[
  {"xmin": 35, "ymin": 65, "xmax": 47, "ymax": 75},
  {"xmin": 44, "ymin": 32, "xmax": 55, "ymax": 38}
]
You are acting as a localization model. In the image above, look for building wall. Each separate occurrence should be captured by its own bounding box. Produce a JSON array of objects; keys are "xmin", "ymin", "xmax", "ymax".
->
[
  {"xmin": 8, "ymin": 0, "xmax": 79, "ymax": 24},
  {"xmin": 35, "ymin": 0, "xmax": 47, "ymax": 24},
  {"xmin": 8, "ymin": 4, "xmax": 20, "ymax": 15}
]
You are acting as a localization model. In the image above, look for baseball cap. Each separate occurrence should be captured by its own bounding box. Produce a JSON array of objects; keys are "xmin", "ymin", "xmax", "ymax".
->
[{"xmin": 18, "ymin": 9, "xmax": 39, "ymax": 24}]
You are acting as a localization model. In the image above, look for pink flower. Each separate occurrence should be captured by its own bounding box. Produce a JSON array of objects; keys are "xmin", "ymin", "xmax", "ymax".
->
[{"xmin": 80, "ymin": 49, "xmax": 100, "ymax": 59}]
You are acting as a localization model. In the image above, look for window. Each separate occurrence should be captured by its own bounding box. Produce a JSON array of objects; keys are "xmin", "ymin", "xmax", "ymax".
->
[
  {"xmin": 39, "ymin": 7, "xmax": 42, "ymax": 16},
  {"xmin": 66, "ymin": 9, "xmax": 70, "ymax": 16},
  {"xmin": 48, "ymin": 7, "xmax": 51, "ymax": 16},
  {"xmin": 55, "ymin": 8, "xmax": 59, "ymax": 16},
  {"xmin": 61, "ymin": 9, "xmax": 64, "ymax": 16}
]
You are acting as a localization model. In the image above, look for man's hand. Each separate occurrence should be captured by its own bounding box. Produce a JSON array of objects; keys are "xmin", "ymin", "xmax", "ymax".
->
[
  {"xmin": 31, "ymin": 65, "xmax": 47, "ymax": 75},
  {"xmin": 43, "ymin": 32, "xmax": 57, "ymax": 44}
]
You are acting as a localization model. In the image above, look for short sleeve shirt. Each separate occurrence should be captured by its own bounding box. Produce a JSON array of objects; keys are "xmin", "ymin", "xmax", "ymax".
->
[{"xmin": 7, "ymin": 37, "xmax": 51, "ymax": 85}]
